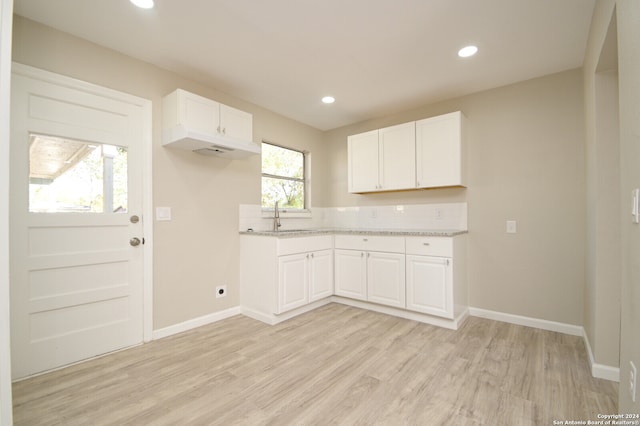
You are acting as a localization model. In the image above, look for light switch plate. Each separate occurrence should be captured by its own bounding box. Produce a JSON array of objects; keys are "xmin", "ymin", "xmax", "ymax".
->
[
  {"xmin": 506, "ymin": 220, "xmax": 517, "ymax": 234},
  {"xmin": 156, "ymin": 206, "xmax": 172, "ymax": 221},
  {"xmin": 632, "ymin": 189, "xmax": 639, "ymax": 224}
]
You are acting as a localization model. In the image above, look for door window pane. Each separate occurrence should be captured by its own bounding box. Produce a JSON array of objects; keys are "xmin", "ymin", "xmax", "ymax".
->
[{"xmin": 29, "ymin": 134, "xmax": 128, "ymax": 213}]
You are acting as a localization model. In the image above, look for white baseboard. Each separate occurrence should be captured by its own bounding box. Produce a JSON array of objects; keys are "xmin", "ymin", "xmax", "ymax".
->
[
  {"xmin": 152, "ymin": 306, "xmax": 242, "ymax": 340},
  {"xmin": 582, "ymin": 331, "xmax": 620, "ymax": 382},
  {"xmin": 241, "ymin": 299, "xmax": 333, "ymax": 325},
  {"xmin": 468, "ymin": 307, "xmax": 583, "ymax": 336},
  {"xmin": 469, "ymin": 306, "xmax": 619, "ymax": 382},
  {"xmin": 333, "ymin": 297, "xmax": 468, "ymax": 330}
]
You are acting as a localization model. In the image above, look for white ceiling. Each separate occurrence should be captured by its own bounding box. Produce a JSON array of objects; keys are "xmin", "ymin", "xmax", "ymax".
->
[{"xmin": 14, "ymin": 0, "xmax": 596, "ymax": 131}]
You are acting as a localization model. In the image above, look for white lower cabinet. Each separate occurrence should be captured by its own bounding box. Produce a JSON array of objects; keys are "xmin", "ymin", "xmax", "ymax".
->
[
  {"xmin": 277, "ymin": 247, "xmax": 333, "ymax": 315},
  {"xmin": 334, "ymin": 235, "xmax": 406, "ymax": 308},
  {"xmin": 405, "ymin": 236, "xmax": 467, "ymax": 320},
  {"xmin": 334, "ymin": 249, "xmax": 367, "ymax": 300},
  {"xmin": 240, "ymin": 235, "xmax": 333, "ymax": 320},
  {"xmin": 241, "ymin": 233, "xmax": 467, "ymax": 326},
  {"xmin": 367, "ymin": 252, "xmax": 405, "ymax": 308},
  {"xmin": 309, "ymin": 249, "xmax": 335, "ymax": 302},
  {"xmin": 277, "ymin": 253, "xmax": 310, "ymax": 314},
  {"xmin": 406, "ymin": 255, "xmax": 452, "ymax": 318}
]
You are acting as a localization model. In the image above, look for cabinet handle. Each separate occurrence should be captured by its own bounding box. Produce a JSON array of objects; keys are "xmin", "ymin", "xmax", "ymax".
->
[
  {"xmin": 361, "ymin": 252, "xmax": 364, "ymax": 258},
  {"xmin": 363, "ymin": 238, "xmax": 368, "ymax": 242},
  {"xmin": 423, "ymin": 242, "xmax": 430, "ymax": 246},
  {"xmin": 310, "ymin": 253, "xmax": 314, "ymax": 258},
  {"xmin": 217, "ymin": 126, "xmax": 221, "ymax": 133},
  {"xmin": 222, "ymin": 127, "xmax": 226, "ymax": 135},
  {"xmin": 446, "ymin": 259, "xmax": 450, "ymax": 266}
]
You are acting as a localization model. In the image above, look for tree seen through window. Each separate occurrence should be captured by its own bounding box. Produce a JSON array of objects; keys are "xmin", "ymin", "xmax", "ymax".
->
[{"xmin": 261, "ymin": 142, "xmax": 305, "ymax": 209}]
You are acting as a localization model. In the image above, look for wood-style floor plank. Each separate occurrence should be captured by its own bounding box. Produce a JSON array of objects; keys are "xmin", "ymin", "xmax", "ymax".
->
[{"xmin": 12, "ymin": 303, "xmax": 617, "ymax": 425}]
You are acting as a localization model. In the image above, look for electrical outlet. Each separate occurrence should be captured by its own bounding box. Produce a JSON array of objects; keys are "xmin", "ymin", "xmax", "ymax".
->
[
  {"xmin": 631, "ymin": 361, "xmax": 637, "ymax": 403},
  {"xmin": 506, "ymin": 220, "xmax": 517, "ymax": 234},
  {"xmin": 215, "ymin": 285, "xmax": 227, "ymax": 298}
]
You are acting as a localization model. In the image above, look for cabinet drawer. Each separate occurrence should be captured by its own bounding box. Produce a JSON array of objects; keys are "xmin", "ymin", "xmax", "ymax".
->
[
  {"xmin": 334, "ymin": 235, "xmax": 404, "ymax": 253},
  {"xmin": 405, "ymin": 237, "xmax": 452, "ymax": 257},
  {"xmin": 277, "ymin": 235, "xmax": 332, "ymax": 256}
]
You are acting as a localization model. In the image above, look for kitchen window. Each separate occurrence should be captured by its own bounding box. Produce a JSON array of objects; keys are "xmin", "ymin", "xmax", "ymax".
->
[{"xmin": 261, "ymin": 142, "xmax": 307, "ymax": 211}]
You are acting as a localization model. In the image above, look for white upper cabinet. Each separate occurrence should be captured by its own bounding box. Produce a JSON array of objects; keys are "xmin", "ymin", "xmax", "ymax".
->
[
  {"xmin": 348, "ymin": 122, "xmax": 415, "ymax": 193},
  {"xmin": 379, "ymin": 122, "xmax": 416, "ymax": 191},
  {"xmin": 162, "ymin": 89, "xmax": 258, "ymax": 159},
  {"xmin": 416, "ymin": 111, "xmax": 466, "ymax": 188},
  {"xmin": 173, "ymin": 89, "xmax": 220, "ymax": 135},
  {"xmin": 219, "ymin": 103, "xmax": 252, "ymax": 142},
  {"xmin": 347, "ymin": 111, "xmax": 466, "ymax": 192},
  {"xmin": 348, "ymin": 129, "xmax": 379, "ymax": 193}
]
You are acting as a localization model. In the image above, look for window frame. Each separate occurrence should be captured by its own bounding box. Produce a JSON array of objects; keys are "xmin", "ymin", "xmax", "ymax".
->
[{"xmin": 260, "ymin": 141, "xmax": 310, "ymax": 216}]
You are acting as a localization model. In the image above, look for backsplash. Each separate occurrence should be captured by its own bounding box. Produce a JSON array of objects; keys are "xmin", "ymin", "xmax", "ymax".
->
[{"xmin": 239, "ymin": 203, "xmax": 467, "ymax": 232}]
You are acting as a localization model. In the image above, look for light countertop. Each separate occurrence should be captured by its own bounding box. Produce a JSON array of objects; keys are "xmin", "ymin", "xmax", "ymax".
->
[{"xmin": 239, "ymin": 228, "xmax": 467, "ymax": 238}]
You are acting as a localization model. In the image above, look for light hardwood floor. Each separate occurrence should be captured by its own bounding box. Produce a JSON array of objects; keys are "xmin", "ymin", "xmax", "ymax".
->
[{"xmin": 13, "ymin": 303, "xmax": 617, "ymax": 425}]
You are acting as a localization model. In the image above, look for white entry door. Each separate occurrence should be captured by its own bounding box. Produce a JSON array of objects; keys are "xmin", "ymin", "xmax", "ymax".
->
[{"xmin": 10, "ymin": 65, "xmax": 151, "ymax": 379}]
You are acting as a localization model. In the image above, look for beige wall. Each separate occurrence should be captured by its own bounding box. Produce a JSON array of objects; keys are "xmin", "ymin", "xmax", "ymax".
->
[
  {"xmin": 325, "ymin": 69, "xmax": 586, "ymax": 325},
  {"xmin": 11, "ymin": 16, "xmax": 326, "ymax": 329}
]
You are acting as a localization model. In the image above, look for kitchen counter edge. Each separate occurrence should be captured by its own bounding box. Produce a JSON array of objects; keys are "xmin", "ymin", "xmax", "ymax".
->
[{"xmin": 239, "ymin": 229, "xmax": 468, "ymax": 238}]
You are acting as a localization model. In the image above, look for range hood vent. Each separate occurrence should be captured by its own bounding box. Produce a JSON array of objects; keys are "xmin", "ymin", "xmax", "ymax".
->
[
  {"xmin": 162, "ymin": 126, "xmax": 261, "ymax": 160},
  {"xmin": 194, "ymin": 144, "xmax": 235, "ymax": 156}
]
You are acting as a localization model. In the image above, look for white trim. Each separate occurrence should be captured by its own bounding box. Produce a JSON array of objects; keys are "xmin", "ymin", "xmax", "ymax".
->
[
  {"xmin": 468, "ymin": 307, "xmax": 583, "ymax": 336},
  {"xmin": 333, "ymin": 297, "xmax": 469, "ymax": 330},
  {"xmin": 141, "ymin": 94, "xmax": 154, "ymax": 343},
  {"xmin": 469, "ymin": 307, "xmax": 620, "ymax": 382},
  {"xmin": 0, "ymin": 0, "xmax": 13, "ymax": 423},
  {"xmin": 583, "ymin": 330, "xmax": 620, "ymax": 382},
  {"xmin": 152, "ymin": 307, "xmax": 242, "ymax": 340},
  {"xmin": 241, "ymin": 298, "xmax": 333, "ymax": 325}
]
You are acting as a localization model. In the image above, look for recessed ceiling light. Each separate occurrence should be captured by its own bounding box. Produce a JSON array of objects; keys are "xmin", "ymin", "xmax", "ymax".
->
[
  {"xmin": 458, "ymin": 45, "xmax": 478, "ymax": 58},
  {"xmin": 321, "ymin": 96, "xmax": 335, "ymax": 104},
  {"xmin": 130, "ymin": 0, "xmax": 154, "ymax": 9}
]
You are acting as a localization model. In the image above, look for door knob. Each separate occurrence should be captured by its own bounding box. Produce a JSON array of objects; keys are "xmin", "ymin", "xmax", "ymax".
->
[{"xmin": 129, "ymin": 237, "xmax": 141, "ymax": 247}]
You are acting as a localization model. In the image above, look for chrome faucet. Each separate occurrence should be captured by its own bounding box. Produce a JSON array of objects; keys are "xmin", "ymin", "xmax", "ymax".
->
[{"xmin": 273, "ymin": 201, "xmax": 281, "ymax": 231}]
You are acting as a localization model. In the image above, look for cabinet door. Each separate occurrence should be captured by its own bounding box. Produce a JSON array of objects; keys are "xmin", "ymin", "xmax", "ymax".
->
[
  {"xmin": 367, "ymin": 252, "xmax": 406, "ymax": 308},
  {"xmin": 334, "ymin": 249, "xmax": 367, "ymax": 300},
  {"xmin": 416, "ymin": 111, "xmax": 462, "ymax": 188},
  {"xmin": 348, "ymin": 130, "xmax": 379, "ymax": 193},
  {"xmin": 309, "ymin": 249, "xmax": 333, "ymax": 302},
  {"xmin": 179, "ymin": 90, "xmax": 220, "ymax": 135},
  {"xmin": 219, "ymin": 103, "xmax": 253, "ymax": 142},
  {"xmin": 406, "ymin": 255, "xmax": 453, "ymax": 318},
  {"xmin": 277, "ymin": 253, "xmax": 309, "ymax": 314},
  {"xmin": 379, "ymin": 122, "xmax": 416, "ymax": 191}
]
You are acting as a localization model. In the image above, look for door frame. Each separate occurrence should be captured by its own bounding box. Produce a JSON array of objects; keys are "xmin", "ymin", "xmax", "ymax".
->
[
  {"xmin": 11, "ymin": 63, "xmax": 154, "ymax": 344},
  {"xmin": 1, "ymin": 0, "xmax": 14, "ymax": 422}
]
